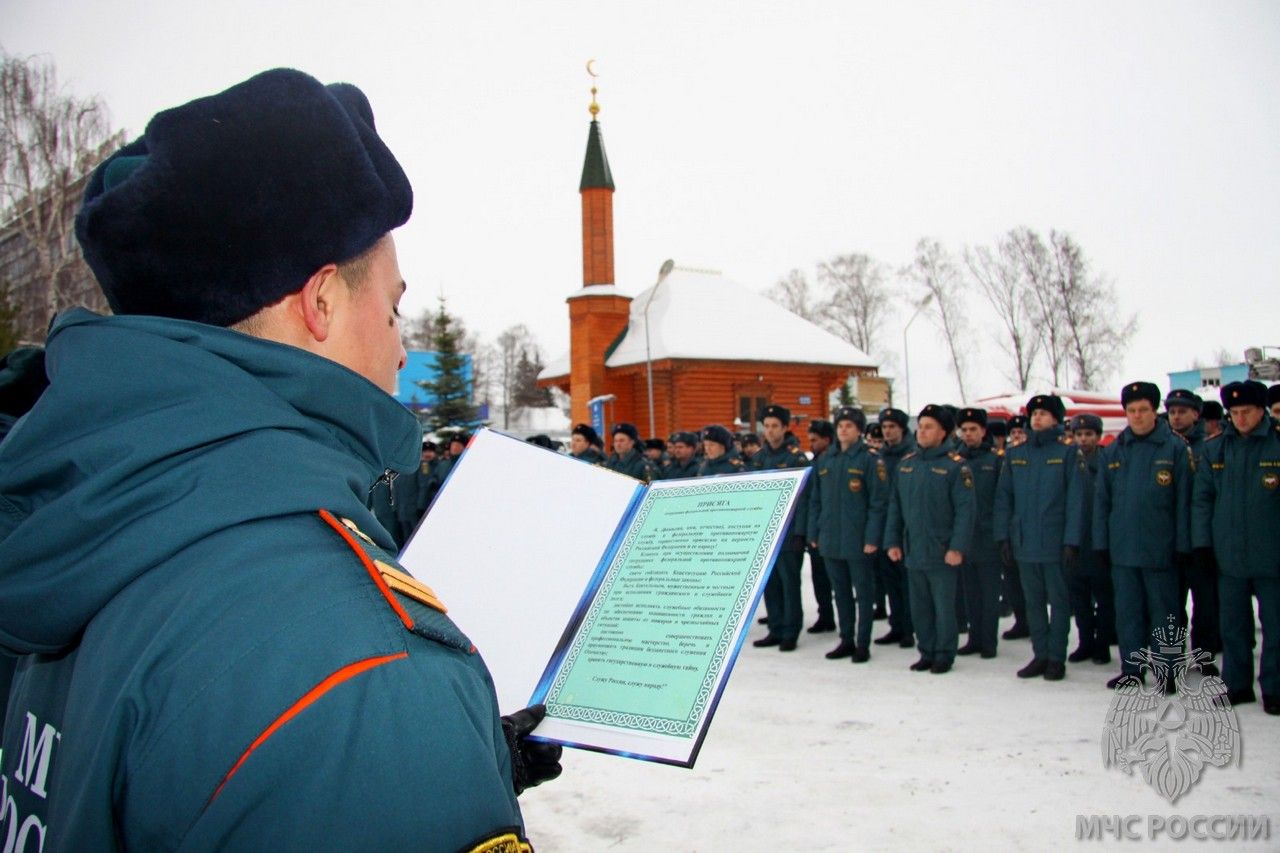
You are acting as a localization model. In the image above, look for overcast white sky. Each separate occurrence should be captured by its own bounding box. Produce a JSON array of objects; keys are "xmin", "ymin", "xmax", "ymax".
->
[{"xmin": 6, "ymin": 1, "xmax": 1278, "ymax": 409}]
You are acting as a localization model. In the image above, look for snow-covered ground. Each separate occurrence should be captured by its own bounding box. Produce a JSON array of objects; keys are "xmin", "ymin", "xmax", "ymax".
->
[{"xmin": 519, "ymin": 568, "xmax": 1280, "ymax": 852}]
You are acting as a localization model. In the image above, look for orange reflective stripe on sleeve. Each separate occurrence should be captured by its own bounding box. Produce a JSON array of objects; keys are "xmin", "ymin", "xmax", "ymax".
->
[
  {"xmin": 318, "ymin": 508, "xmax": 414, "ymax": 631},
  {"xmin": 207, "ymin": 651, "xmax": 408, "ymax": 807}
]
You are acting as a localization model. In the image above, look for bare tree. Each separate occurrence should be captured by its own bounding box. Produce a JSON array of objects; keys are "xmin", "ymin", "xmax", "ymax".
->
[
  {"xmin": 816, "ymin": 253, "xmax": 891, "ymax": 357},
  {"xmin": 494, "ymin": 324, "xmax": 536, "ymax": 428},
  {"xmin": 1005, "ymin": 226, "xmax": 1068, "ymax": 386},
  {"xmin": 964, "ymin": 234, "xmax": 1042, "ymax": 390},
  {"xmin": 1048, "ymin": 230, "xmax": 1136, "ymax": 390},
  {"xmin": 1, "ymin": 51, "xmax": 119, "ymax": 342},
  {"xmin": 905, "ymin": 237, "xmax": 970, "ymax": 402},
  {"xmin": 402, "ymin": 302, "xmax": 488, "ymax": 403},
  {"xmin": 766, "ymin": 268, "xmax": 820, "ymax": 322}
]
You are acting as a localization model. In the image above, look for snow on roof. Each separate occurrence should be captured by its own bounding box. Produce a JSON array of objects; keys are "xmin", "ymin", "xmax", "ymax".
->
[{"xmin": 539, "ymin": 270, "xmax": 876, "ymax": 380}]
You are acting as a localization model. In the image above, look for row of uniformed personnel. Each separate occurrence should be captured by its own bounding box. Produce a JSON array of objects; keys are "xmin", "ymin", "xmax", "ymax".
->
[{"xmin": 563, "ymin": 379, "xmax": 1280, "ymax": 713}]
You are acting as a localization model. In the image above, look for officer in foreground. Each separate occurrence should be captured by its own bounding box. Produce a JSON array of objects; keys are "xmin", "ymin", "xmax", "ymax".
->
[
  {"xmin": 0, "ymin": 70, "xmax": 558, "ymax": 850},
  {"xmin": 1095, "ymin": 382, "xmax": 1193, "ymax": 690},
  {"xmin": 808, "ymin": 407, "xmax": 886, "ymax": 662},
  {"xmin": 1192, "ymin": 380, "xmax": 1280, "ymax": 714},
  {"xmin": 994, "ymin": 394, "xmax": 1085, "ymax": 682},
  {"xmin": 885, "ymin": 405, "xmax": 976, "ymax": 674},
  {"xmin": 751, "ymin": 404, "xmax": 811, "ymax": 652}
]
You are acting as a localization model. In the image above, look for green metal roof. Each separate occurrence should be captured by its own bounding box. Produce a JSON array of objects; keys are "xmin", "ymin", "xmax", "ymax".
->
[{"xmin": 579, "ymin": 120, "xmax": 615, "ymax": 192}]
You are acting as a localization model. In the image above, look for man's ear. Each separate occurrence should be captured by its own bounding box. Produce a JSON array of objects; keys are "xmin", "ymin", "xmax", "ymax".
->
[{"xmin": 296, "ymin": 263, "xmax": 343, "ymax": 342}]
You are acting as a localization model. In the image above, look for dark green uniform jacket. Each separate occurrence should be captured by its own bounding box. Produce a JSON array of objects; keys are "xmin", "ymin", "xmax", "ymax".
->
[
  {"xmin": 884, "ymin": 443, "xmax": 976, "ymax": 572},
  {"xmin": 572, "ymin": 447, "xmax": 606, "ymax": 466},
  {"xmin": 1175, "ymin": 420, "xmax": 1206, "ymax": 461},
  {"xmin": 1077, "ymin": 447, "xmax": 1101, "ymax": 553},
  {"xmin": 697, "ymin": 447, "xmax": 746, "ymax": 476},
  {"xmin": 808, "ymin": 442, "xmax": 888, "ymax": 559},
  {"xmin": 993, "ymin": 425, "xmax": 1085, "ymax": 562},
  {"xmin": 604, "ymin": 447, "xmax": 655, "ymax": 482},
  {"xmin": 0, "ymin": 310, "xmax": 526, "ymax": 851},
  {"xmin": 659, "ymin": 457, "xmax": 701, "ymax": 480},
  {"xmin": 751, "ymin": 432, "xmax": 811, "ymax": 549},
  {"xmin": 875, "ymin": 436, "xmax": 916, "ymax": 542},
  {"xmin": 1093, "ymin": 419, "xmax": 1192, "ymax": 568},
  {"xmin": 1192, "ymin": 415, "xmax": 1280, "ymax": 579},
  {"xmin": 954, "ymin": 440, "xmax": 1003, "ymax": 564}
]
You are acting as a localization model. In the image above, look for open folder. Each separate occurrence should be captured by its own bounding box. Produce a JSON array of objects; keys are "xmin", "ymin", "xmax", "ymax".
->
[{"xmin": 401, "ymin": 428, "xmax": 809, "ymax": 767}]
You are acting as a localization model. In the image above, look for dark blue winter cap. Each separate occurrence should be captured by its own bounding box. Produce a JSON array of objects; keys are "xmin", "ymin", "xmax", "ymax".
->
[{"xmin": 76, "ymin": 68, "xmax": 413, "ymax": 327}]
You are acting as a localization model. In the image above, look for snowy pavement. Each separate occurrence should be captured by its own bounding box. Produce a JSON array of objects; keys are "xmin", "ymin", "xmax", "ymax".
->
[{"xmin": 519, "ymin": 571, "xmax": 1280, "ymax": 852}]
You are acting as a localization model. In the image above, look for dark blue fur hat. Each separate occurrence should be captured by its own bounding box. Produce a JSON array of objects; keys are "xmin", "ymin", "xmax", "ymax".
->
[{"xmin": 76, "ymin": 68, "xmax": 412, "ymax": 327}]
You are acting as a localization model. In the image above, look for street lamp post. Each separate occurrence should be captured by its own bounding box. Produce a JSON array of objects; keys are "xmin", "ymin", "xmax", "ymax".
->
[
  {"xmin": 903, "ymin": 293, "xmax": 933, "ymax": 414},
  {"xmin": 643, "ymin": 259, "xmax": 676, "ymax": 439}
]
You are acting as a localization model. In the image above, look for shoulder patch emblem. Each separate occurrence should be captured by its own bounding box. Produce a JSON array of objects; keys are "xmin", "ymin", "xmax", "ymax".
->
[
  {"xmin": 1264, "ymin": 472, "xmax": 1279, "ymax": 491},
  {"xmin": 949, "ymin": 451, "xmax": 963, "ymax": 463},
  {"xmin": 962, "ymin": 467, "xmax": 974, "ymax": 489},
  {"xmin": 877, "ymin": 460, "xmax": 888, "ymax": 482},
  {"xmin": 1155, "ymin": 469, "xmax": 1173, "ymax": 487},
  {"xmin": 849, "ymin": 478, "xmax": 863, "ymax": 493}
]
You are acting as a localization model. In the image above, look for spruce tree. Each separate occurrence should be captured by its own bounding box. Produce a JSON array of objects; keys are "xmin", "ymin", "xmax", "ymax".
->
[{"xmin": 419, "ymin": 297, "xmax": 476, "ymax": 434}]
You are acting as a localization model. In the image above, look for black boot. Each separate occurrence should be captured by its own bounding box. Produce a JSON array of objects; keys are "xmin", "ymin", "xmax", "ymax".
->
[
  {"xmin": 1107, "ymin": 673, "xmax": 1141, "ymax": 690},
  {"xmin": 778, "ymin": 638, "xmax": 798, "ymax": 652},
  {"xmin": 1092, "ymin": 647, "xmax": 1111, "ymax": 665},
  {"xmin": 898, "ymin": 634, "xmax": 916, "ymax": 648},
  {"xmin": 807, "ymin": 617, "xmax": 836, "ymax": 634},
  {"xmin": 1044, "ymin": 661, "xmax": 1066, "ymax": 681},
  {"xmin": 930, "ymin": 660, "xmax": 953, "ymax": 674},
  {"xmin": 1067, "ymin": 645, "xmax": 1093, "ymax": 664},
  {"xmin": 1002, "ymin": 623, "xmax": 1030, "ymax": 640},
  {"xmin": 956, "ymin": 642, "xmax": 981, "ymax": 657},
  {"xmin": 873, "ymin": 605, "xmax": 888, "ymax": 620},
  {"xmin": 753, "ymin": 634, "xmax": 782, "ymax": 648},
  {"xmin": 824, "ymin": 640, "xmax": 856, "ymax": 660},
  {"xmin": 873, "ymin": 630, "xmax": 903, "ymax": 646},
  {"xmin": 851, "ymin": 646, "xmax": 870, "ymax": 663},
  {"xmin": 909, "ymin": 656, "xmax": 934, "ymax": 672},
  {"xmin": 1017, "ymin": 658, "xmax": 1048, "ymax": 679}
]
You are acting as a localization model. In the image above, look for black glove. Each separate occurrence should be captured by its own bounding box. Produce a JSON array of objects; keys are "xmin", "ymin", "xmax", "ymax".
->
[
  {"xmin": 1062, "ymin": 545, "xmax": 1078, "ymax": 574},
  {"xmin": 999, "ymin": 540, "xmax": 1013, "ymax": 569},
  {"xmin": 1093, "ymin": 550, "xmax": 1111, "ymax": 572},
  {"xmin": 501, "ymin": 704, "xmax": 563, "ymax": 796},
  {"xmin": 1193, "ymin": 547, "xmax": 1216, "ymax": 574}
]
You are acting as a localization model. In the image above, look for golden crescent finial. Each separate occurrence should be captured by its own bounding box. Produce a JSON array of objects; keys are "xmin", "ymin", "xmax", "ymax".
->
[{"xmin": 586, "ymin": 59, "xmax": 600, "ymax": 118}]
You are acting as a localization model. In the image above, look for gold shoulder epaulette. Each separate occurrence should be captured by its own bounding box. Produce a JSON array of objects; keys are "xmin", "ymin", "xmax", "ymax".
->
[
  {"xmin": 376, "ymin": 559, "xmax": 448, "ymax": 614},
  {"xmin": 995, "ymin": 447, "xmax": 1005, "ymax": 457},
  {"xmin": 949, "ymin": 451, "xmax": 963, "ymax": 462},
  {"xmin": 902, "ymin": 451, "xmax": 917, "ymax": 460},
  {"xmin": 1059, "ymin": 435, "xmax": 1074, "ymax": 445}
]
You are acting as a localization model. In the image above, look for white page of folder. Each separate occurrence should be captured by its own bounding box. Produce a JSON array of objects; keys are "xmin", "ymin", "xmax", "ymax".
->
[{"xmin": 399, "ymin": 428, "xmax": 642, "ymax": 713}]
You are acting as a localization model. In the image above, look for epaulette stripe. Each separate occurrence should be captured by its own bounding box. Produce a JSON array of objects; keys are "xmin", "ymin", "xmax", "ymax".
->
[
  {"xmin": 207, "ymin": 651, "xmax": 407, "ymax": 807},
  {"xmin": 319, "ymin": 509, "xmax": 414, "ymax": 631},
  {"xmin": 377, "ymin": 559, "xmax": 448, "ymax": 614}
]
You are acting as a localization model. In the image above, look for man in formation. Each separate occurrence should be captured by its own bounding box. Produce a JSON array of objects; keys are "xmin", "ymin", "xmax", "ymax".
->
[{"xmin": 750, "ymin": 405, "xmax": 811, "ymax": 652}]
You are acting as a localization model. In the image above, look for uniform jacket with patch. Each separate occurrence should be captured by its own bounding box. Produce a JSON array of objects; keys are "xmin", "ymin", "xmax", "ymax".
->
[
  {"xmin": 953, "ymin": 440, "xmax": 1003, "ymax": 564},
  {"xmin": 993, "ymin": 424, "xmax": 1085, "ymax": 563},
  {"xmin": 1093, "ymin": 419, "xmax": 1192, "ymax": 569},
  {"xmin": 1192, "ymin": 414, "xmax": 1280, "ymax": 579},
  {"xmin": 697, "ymin": 447, "xmax": 746, "ymax": 477},
  {"xmin": 807, "ymin": 441, "xmax": 888, "ymax": 560},
  {"xmin": 883, "ymin": 443, "xmax": 976, "ymax": 572},
  {"xmin": 604, "ymin": 447, "xmax": 655, "ymax": 482},
  {"xmin": 0, "ymin": 310, "xmax": 527, "ymax": 852}
]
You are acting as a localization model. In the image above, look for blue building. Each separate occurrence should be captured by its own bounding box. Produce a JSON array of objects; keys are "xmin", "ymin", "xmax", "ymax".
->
[
  {"xmin": 1167, "ymin": 362, "xmax": 1249, "ymax": 394},
  {"xmin": 393, "ymin": 350, "xmax": 473, "ymax": 412}
]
